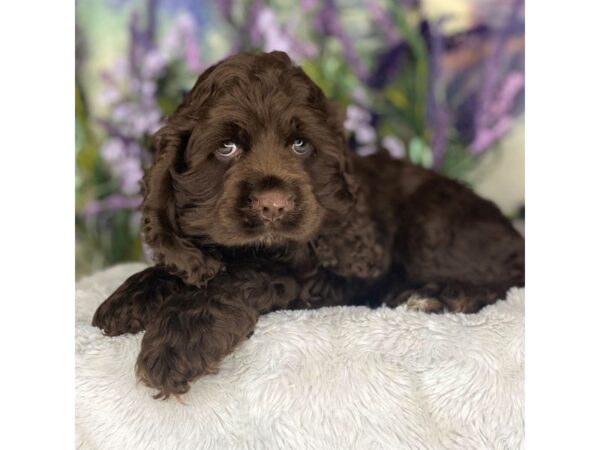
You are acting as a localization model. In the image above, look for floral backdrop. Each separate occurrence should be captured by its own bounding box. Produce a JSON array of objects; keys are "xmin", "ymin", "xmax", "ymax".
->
[{"xmin": 76, "ymin": 0, "xmax": 525, "ymax": 277}]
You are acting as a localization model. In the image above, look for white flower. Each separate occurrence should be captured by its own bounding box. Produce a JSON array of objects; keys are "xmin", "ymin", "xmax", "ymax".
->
[{"xmin": 382, "ymin": 135, "xmax": 405, "ymax": 159}]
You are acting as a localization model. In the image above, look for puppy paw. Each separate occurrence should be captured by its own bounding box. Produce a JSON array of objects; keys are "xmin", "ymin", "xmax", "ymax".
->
[
  {"xmin": 135, "ymin": 306, "xmax": 226, "ymax": 399},
  {"xmin": 92, "ymin": 302, "xmax": 145, "ymax": 337},
  {"xmin": 405, "ymin": 295, "xmax": 445, "ymax": 313},
  {"xmin": 136, "ymin": 341, "xmax": 219, "ymax": 400},
  {"xmin": 92, "ymin": 266, "xmax": 183, "ymax": 336}
]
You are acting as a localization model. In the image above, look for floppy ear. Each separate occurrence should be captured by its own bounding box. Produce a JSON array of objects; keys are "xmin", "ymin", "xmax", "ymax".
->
[
  {"xmin": 141, "ymin": 126, "xmax": 224, "ymax": 286},
  {"xmin": 311, "ymin": 101, "xmax": 387, "ymax": 279},
  {"xmin": 312, "ymin": 185, "xmax": 387, "ymax": 279},
  {"xmin": 141, "ymin": 65, "xmax": 224, "ymax": 287}
]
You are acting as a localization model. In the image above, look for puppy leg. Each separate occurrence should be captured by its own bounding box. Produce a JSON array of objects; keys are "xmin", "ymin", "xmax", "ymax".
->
[
  {"xmin": 136, "ymin": 290, "xmax": 257, "ymax": 399},
  {"xmin": 387, "ymin": 282, "xmax": 511, "ymax": 314},
  {"xmin": 136, "ymin": 270, "xmax": 300, "ymax": 399},
  {"xmin": 92, "ymin": 266, "xmax": 189, "ymax": 336},
  {"xmin": 386, "ymin": 283, "xmax": 445, "ymax": 313},
  {"xmin": 435, "ymin": 282, "xmax": 513, "ymax": 313},
  {"xmin": 393, "ymin": 177, "xmax": 524, "ymax": 313}
]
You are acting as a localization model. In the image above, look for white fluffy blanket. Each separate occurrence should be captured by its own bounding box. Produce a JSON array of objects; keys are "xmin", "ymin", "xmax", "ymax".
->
[{"xmin": 76, "ymin": 263, "xmax": 524, "ymax": 450}]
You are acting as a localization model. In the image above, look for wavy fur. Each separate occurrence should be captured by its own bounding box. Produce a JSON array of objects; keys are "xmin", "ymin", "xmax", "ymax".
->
[{"xmin": 93, "ymin": 51, "xmax": 525, "ymax": 398}]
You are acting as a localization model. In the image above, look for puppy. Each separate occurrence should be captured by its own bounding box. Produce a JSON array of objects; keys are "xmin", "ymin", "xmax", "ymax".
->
[{"xmin": 93, "ymin": 51, "xmax": 524, "ymax": 398}]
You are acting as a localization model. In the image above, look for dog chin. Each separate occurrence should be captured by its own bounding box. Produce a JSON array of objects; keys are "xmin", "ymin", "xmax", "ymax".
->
[
  {"xmin": 248, "ymin": 228, "xmax": 313, "ymax": 248},
  {"xmin": 250, "ymin": 227, "xmax": 303, "ymax": 246},
  {"xmin": 254, "ymin": 233, "xmax": 282, "ymax": 247}
]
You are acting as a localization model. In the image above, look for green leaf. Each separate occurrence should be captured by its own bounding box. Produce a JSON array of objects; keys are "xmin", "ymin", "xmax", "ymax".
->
[{"xmin": 408, "ymin": 137, "xmax": 433, "ymax": 168}]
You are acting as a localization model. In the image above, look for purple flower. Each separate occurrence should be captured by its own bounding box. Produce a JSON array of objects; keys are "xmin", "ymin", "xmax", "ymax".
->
[
  {"xmin": 365, "ymin": 0, "xmax": 399, "ymax": 45},
  {"xmin": 100, "ymin": 138, "xmax": 126, "ymax": 164},
  {"xmin": 142, "ymin": 49, "xmax": 166, "ymax": 78},
  {"xmin": 469, "ymin": 0, "xmax": 524, "ymax": 154},
  {"xmin": 345, "ymin": 105, "xmax": 377, "ymax": 154},
  {"xmin": 99, "ymin": 138, "xmax": 146, "ymax": 195},
  {"xmin": 344, "ymin": 105, "xmax": 372, "ymax": 133},
  {"xmin": 490, "ymin": 71, "xmax": 524, "ymax": 119},
  {"xmin": 161, "ymin": 13, "xmax": 203, "ymax": 72},
  {"xmin": 91, "ymin": 6, "xmax": 212, "ymax": 220},
  {"xmin": 256, "ymin": 8, "xmax": 294, "ymax": 54},
  {"xmin": 97, "ymin": 84, "xmax": 121, "ymax": 107},
  {"xmin": 81, "ymin": 194, "xmax": 143, "ymax": 218},
  {"xmin": 247, "ymin": 0, "xmax": 265, "ymax": 47},
  {"xmin": 242, "ymin": 4, "xmax": 317, "ymax": 61},
  {"xmin": 382, "ymin": 135, "xmax": 405, "ymax": 159},
  {"xmin": 314, "ymin": 0, "xmax": 368, "ymax": 80},
  {"xmin": 118, "ymin": 157, "xmax": 144, "ymax": 195},
  {"xmin": 470, "ymin": 71, "xmax": 523, "ymax": 153},
  {"xmin": 131, "ymin": 107, "xmax": 161, "ymax": 136}
]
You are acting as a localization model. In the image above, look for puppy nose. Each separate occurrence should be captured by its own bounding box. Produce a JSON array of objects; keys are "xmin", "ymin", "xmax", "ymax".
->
[{"xmin": 251, "ymin": 191, "xmax": 294, "ymax": 221}]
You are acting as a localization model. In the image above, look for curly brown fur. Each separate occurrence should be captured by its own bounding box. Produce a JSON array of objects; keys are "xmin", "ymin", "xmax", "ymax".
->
[
  {"xmin": 92, "ymin": 266, "xmax": 190, "ymax": 336},
  {"xmin": 93, "ymin": 51, "xmax": 525, "ymax": 398}
]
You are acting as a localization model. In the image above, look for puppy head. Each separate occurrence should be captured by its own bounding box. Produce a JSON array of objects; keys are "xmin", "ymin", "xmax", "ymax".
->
[{"xmin": 142, "ymin": 51, "xmax": 356, "ymax": 284}]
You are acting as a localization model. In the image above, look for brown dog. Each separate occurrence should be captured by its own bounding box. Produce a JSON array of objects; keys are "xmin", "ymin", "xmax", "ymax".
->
[{"xmin": 93, "ymin": 51, "xmax": 524, "ymax": 399}]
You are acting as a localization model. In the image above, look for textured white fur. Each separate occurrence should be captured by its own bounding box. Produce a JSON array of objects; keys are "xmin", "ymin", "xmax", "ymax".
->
[{"xmin": 76, "ymin": 263, "xmax": 524, "ymax": 450}]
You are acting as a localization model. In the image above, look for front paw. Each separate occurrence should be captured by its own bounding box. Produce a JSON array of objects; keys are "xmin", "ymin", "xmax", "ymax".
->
[
  {"xmin": 134, "ymin": 287, "xmax": 258, "ymax": 399},
  {"xmin": 136, "ymin": 334, "xmax": 219, "ymax": 400},
  {"xmin": 92, "ymin": 300, "xmax": 145, "ymax": 337},
  {"xmin": 92, "ymin": 266, "xmax": 186, "ymax": 336}
]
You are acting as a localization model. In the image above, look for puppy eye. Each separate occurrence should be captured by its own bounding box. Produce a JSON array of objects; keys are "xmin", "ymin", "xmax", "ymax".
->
[
  {"xmin": 292, "ymin": 138, "xmax": 313, "ymax": 157},
  {"xmin": 215, "ymin": 141, "xmax": 240, "ymax": 159}
]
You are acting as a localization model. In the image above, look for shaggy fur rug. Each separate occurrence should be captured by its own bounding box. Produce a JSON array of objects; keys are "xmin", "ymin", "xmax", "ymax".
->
[{"xmin": 76, "ymin": 263, "xmax": 524, "ymax": 450}]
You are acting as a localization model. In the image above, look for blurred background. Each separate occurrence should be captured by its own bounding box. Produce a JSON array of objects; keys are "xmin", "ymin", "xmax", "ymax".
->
[{"xmin": 75, "ymin": 0, "xmax": 524, "ymax": 278}]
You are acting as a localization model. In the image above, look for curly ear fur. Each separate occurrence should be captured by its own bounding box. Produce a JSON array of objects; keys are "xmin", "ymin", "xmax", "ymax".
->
[
  {"xmin": 312, "ymin": 192, "xmax": 386, "ymax": 279},
  {"xmin": 310, "ymin": 100, "xmax": 386, "ymax": 279},
  {"xmin": 141, "ymin": 133, "xmax": 224, "ymax": 286},
  {"xmin": 141, "ymin": 67, "xmax": 225, "ymax": 287}
]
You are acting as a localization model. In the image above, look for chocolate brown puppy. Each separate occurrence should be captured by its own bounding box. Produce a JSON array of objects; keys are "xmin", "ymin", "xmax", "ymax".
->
[{"xmin": 93, "ymin": 51, "xmax": 524, "ymax": 399}]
